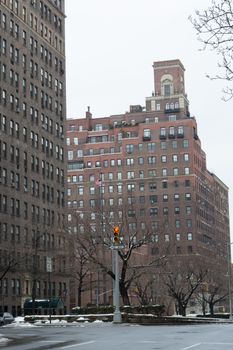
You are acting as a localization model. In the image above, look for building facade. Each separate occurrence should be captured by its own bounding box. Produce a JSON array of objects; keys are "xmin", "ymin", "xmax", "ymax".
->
[
  {"xmin": 0, "ymin": 0, "xmax": 68, "ymax": 315},
  {"xmin": 66, "ymin": 59, "xmax": 230, "ymax": 310}
]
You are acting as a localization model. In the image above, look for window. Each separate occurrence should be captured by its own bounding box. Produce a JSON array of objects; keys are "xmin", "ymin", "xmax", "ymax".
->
[
  {"xmin": 162, "ymin": 180, "xmax": 168, "ymax": 189},
  {"xmin": 160, "ymin": 127, "xmax": 166, "ymax": 137},
  {"xmin": 176, "ymin": 233, "xmax": 181, "ymax": 241},
  {"xmin": 138, "ymin": 157, "xmax": 144, "ymax": 165},
  {"xmin": 186, "ymin": 206, "xmax": 192, "ymax": 214},
  {"xmin": 172, "ymin": 154, "xmax": 178, "ymax": 162},
  {"xmin": 162, "ymin": 168, "xmax": 167, "ymax": 176},
  {"xmin": 127, "ymin": 171, "xmax": 134, "ymax": 179},
  {"xmin": 108, "ymin": 172, "xmax": 114, "ymax": 180},
  {"xmin": 169, "ymin": 126, "xmax": 175, "ymax": 136},
  {"xmin": 161, "ymin": 155, "xmax": 167, "ymax": 163},
  {"xmin": 126, "ymin": 144, "xmax": 134, "ymax": 153},
  {"xmin": 147, "ymin": 143, "xmax": 156, "ymax": 151},
  {"xmin": 150, "ymin": 208, "xmax": 158, "ymax": 216},
  {"xmin": 138, "ymin": 143, "xmax": 143, "ymax": 152},
  {"xmin": 187, "ymin": 219, "xmax": 192, "ymax": 228},
  {"xmin": 139, "ymin": 170, "xmax": 144, "ymax": 179},
  {"xmin": 184, "ymin": 167, "xmax": 190, "ymax": 175},
  {"xmin": 175, "ymin": 220, "xmax": 180, "ymax": 228},
  {"xmin": 187, "ymin": 233, "xmax": 193, "ymax": 241},
  {"xmin": 160, "ymin": 141, "xmax": 167, "ymax": 150},
  {"xmin": 68, "ymin": 151, "xmax": 73, "ymax": 160},
  {"xmin": 108, "ymin": 185, "xmax": 114, "ymax": 193},
  {"xmin": 148, "ymin": 156, "xmax": 156, "ymax": 164},
  {"xmin": 172, "ymin": 140, "xmax": 177, "ymax": 149},
  {"xmin": 163, "ymin": 194, "xmax": 168, "ymax": 202},
  {"xmin": 174, "ymin": 207, "xmax": 180, "ymax": 214},
  {"xmin": 185, "ymin": 193, "xmax": 191, "ymax": 200},
  {"xmin": 173, "ymin": 168, "xmax": 179, "ymax": 176},
  {"xmin": 117, "ymin": 159, "xmax": 122, "ymax": 166},
  {"xmin": 150, "ymin": 195, "xmax": 157, "ymax": 204},
  {"xmin": 89, "ymin": 187, "xmax": 95, "ymax": 195},
  {"xmin": 117, "ymin": 172, "xmax": 122, "ymax": 180},
  {"xmin": 78, "ymin": 187, "xmax": 84, "ymax": 195},
  {"xmin": 163, "ymin": 207, "xmax": 168, "ymax": 215},
  {"xmin": 184, "ymin": 153, "xmax": 189, "ymax": 161},
  {"xmin": 148, "ymin": 169, "xmax": 156, "ymax": 177},
  {"xmin": 174, "ymin": 193, "xmax": 180, "ymax": 201},
  {"xmin": 126, "ymin": 158, "xmax": 134, "ymax": 165},
  {"xmin": 127, "ymin": 184, "xmax": 135, "ymax": 192},
  {"xmin": 164, "ymin": 234, "xmax": 170, "ymax": 242},
  {"xmin": 183, "ymin": 139, "xmax": 189, "ymax": 148},
  {"xmin": 117, "ymin": 184, "xmax": 123, "ymax": 193},
  {"xmin": 178, "ymin": 126, "xmax": 184, "ymax": 136},
  {"xmin": 139, "ymin": 183, "xmax": 145, "ymax": 191},
  {"xmin": 143, "ymin": 129, "xmax": 151, "ymax": 139},
  {"xmin": 149, "ymin": 182, "xmax": 157, "ymax": 191}
]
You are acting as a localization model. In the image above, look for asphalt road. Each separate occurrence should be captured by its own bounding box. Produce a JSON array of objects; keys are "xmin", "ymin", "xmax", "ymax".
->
[{"xmin": 1, "ymin": 322, "xmax": 233, "ymax": 350}]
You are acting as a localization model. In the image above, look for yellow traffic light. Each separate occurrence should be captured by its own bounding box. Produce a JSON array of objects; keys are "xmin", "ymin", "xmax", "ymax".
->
[{"xmin": 113, "ymin": 226, "xmax": 120, "ymax": 244}]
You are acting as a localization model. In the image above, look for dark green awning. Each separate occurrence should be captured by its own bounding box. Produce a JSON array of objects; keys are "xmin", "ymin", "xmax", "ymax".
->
[{"xmin": 24, "ymin": 298, "xmax": 64, "ymax": 309}]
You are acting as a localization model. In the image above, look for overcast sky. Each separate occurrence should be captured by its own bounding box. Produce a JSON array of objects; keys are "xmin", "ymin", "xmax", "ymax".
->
[{"xmin": 65, "ymin": 0, "xmax": 233, "ymax": 238}]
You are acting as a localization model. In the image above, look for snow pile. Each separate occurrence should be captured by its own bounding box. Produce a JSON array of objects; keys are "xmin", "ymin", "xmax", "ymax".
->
[{"xmin": 3, "ymin": 317, "xmax": 35, "ymax": 328}]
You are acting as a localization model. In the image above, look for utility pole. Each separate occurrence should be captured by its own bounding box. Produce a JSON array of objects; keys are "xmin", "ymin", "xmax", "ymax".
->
[
  {"xmin": 113, "ymin": 249, "xmax": 121, "ymax": 323},
  {"xmin": 112, "ymin": 226, "xmax": 124, "ymax": 324}
]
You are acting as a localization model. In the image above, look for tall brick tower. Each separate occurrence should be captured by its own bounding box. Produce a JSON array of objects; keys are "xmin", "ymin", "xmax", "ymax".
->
[
  {"xmin": 0, "ymin": 0, "xmax": 68, "ymax": 315},
  {"xmin": 146, "ymin": 59, "xmax": 189, "ymax": 117}
]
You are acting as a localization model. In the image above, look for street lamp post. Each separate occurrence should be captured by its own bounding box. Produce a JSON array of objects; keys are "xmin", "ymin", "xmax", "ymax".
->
[{"xmin": 113, "ymin": 249, "xmax": 121, "ymax": 323}]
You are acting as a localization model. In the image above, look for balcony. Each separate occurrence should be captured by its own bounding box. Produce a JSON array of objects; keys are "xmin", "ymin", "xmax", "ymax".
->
[
  {"xmin": 164, "ymin": 108, "xmax": 180, "ymax": 114},
  {"xmin": 168, "ymin": 133, "xmax": 175, "ymax": 139},
  {"xmin": 143, "ymin": 135, "xmax": 151, "ymax": 141},
  {"xmin": 177, "ymin": 132, "xmax": 184, "ymax": 138},
  {"xmin": 159, "ymin": 134, "xmax": 166, "ymax": 140}
]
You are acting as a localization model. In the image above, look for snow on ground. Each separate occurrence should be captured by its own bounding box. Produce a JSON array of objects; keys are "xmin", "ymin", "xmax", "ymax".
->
[
  {"xmin": 3, "ymin": 317, "xmax": 36, "ymax": 328},
  {"xmin": 1, "ymin": 316, "xmax": 106, "ymax": 329},
  {"xmin": 0, "ymin": 336, "xmax": 10, "ymax": 345}
]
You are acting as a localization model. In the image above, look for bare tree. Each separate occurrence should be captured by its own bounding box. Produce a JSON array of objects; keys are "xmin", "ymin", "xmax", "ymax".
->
[
  {"xmin": 163, "ymin": 261, "xmax": 207, "ymax": 316},
  {"xmin": 68, "ymin": 235, "xmax": 93, "ymax": 308},
  {"xmin": 195, "ymin": 271, "xmax": 228, "ymax": 316},
  {"xmin": 72, "ymin": 203, "xmax": 165, "ymax": 306},
  {"xmin": 190, "ymin": 0, "xmax": 233, "ymax": 99},
  {"xmin": 0, "ymin": 253, "xmax": 19, "ymax": 282}
]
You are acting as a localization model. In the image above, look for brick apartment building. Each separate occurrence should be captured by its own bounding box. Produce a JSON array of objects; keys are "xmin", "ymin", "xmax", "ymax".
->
[
  {"xmin": 66, "ymin": 59, "xmax": 230, "ymax": 310},
  {"xmin": 0, "ymin": 0, "xmax": 69, "ymax": 315}
]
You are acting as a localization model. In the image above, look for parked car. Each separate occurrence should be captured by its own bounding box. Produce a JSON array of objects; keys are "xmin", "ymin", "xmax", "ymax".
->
[{"xmin": 0, "ymin": 312, "xmax": 14, "ymax": 326}]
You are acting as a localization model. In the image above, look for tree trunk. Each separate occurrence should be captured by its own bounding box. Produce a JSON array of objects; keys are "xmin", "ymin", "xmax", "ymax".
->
[
  {"xmin": 209, "ymin": 302, "xmax": 214, "ymax": 316},
  {"xmin": 178, "ymin": 302, "xmax": 186, "ymax": 316},
  {"xmin": 119, "ymin": 281, "xmax": 130, "ymax": 306},
  {"xmin": 77, "ymin": 286, "xmax": 82, "ymax": 307}
]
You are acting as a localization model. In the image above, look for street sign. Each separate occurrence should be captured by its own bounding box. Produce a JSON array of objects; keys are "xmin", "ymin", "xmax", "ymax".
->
[{"xmin": 110, "ymin": 243, "xmax": 125, "ymax": 250}]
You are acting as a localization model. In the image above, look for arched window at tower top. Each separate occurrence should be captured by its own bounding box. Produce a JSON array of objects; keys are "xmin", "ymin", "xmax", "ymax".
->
[{"xmin": 161, "ymin": 74, "xmax": 173, "ymax": 96}]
